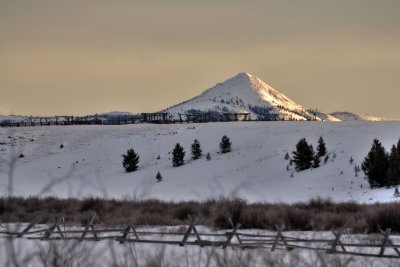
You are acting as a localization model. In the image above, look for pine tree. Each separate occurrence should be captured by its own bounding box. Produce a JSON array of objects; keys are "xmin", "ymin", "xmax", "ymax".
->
[
  {"xmin": 219, "ymin": 135, "xmax": 232, "ymax": 154},
  {"xmin": 122, "ymin": 148, "xmax": 139, "ymax": 173},
  {"xmin": 397, "ymin": 138, "xmax": 400, "ymax": 155},
  {"xmin": 317, "ymin": 137, "xmax": 327, "ymax": 157},
  {"xmin": 312, "ymin": 153, "xmax": 320, "ymax": 168},
  {"xmin": 354, "ymin": 165, "xmax": 360, "ymax": 177},
  {"xmin": 156, "ymin": 171, "xmax": 163, "ymax": 182},
  {"xmin": 172, "ymin": 143, "xmax": 185, "ymax": 167},
  {"xmin": 324, "ymin": 154, "xmax": 330, "ymax": 164},
  {"xmin": 394, "ymin": 187, "xmax": 400, "ymax": 198},
  {"xmin": 191, "ymin": 139, "xmax": 202, "ymax": 160},
  {"xmin": 349, "ymin": 157, "xmax": 354, "ymax": 165},
  {"xmin": 387, "ymin": 145, "xmax": 400, "ymax": 186},
  {"xmin": 361, "ymin": 139, "xmax": 389, "ymax": 188},
  {"xmin": 292, "ymin": 138, "xmax": 314, "ymax": 171},
  {"xmin": 284, "ymin": 152, "xmax": 290, "ymax": 160}
]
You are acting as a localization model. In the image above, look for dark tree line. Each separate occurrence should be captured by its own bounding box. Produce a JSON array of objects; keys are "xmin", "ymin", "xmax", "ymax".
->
[{"xmin": 362, "ymin": 138, "xmax": 400, "ymax": 188}]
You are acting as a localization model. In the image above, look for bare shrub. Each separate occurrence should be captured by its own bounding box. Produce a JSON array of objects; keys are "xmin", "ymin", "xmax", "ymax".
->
[{"xmin": 1, "ymin": 197, "xmax": 399, "ymax": 233}]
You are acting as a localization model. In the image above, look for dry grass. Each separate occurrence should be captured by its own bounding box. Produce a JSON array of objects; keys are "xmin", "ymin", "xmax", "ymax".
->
[{"xmin": 0, "ymin": 197, "xmax": 399, "ymax": 233}]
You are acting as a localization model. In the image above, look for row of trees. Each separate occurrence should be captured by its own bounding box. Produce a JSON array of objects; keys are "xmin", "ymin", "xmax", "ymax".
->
[
  {"xmin": 172, "ymin": 135, "xmax": 232, "ymax": 167},
  {"xmin": 362, "ymin": 138, "xmax": 400, "ymax": 188},
  {"xmin": 291, "ymin": 137, "xmax": 327, "ymax": 171},
  {"xmin": 122, "ymin": 135, "xmax": 232, "ymax": 172},
  {"xmin": 289, "ymin": 136, "xmax": 400, "ymax": 189}
]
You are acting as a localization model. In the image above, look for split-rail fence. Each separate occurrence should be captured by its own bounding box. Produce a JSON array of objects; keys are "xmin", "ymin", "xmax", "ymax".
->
[{"xmin": 1, "ymin": 215, "xmax": 399, "ymax": 259}]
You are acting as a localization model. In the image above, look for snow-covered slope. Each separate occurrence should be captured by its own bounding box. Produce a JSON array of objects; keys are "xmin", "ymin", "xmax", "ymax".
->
[
  {"xmin": 1, "ymin": 122, "xmax": 400, "ymax": 203},
  {"xmin": 330, "ymin": 112, "xmax": 390, "ymax": 122},
  {"xmin": 165, "ymin": 73, "xmax": 332, "ymax": 121}
]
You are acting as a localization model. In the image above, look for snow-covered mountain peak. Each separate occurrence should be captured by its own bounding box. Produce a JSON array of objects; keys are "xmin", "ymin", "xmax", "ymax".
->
[
  {"xmin": 165, "ymin": 72, "xmax": 321, "ymax": 121},
  {"xmin": 233, "ymin": 72, "xmax": 253, "ymax": 79},
  {"xmin": 163, "ymin": 73, "xmax": 392, "ymax": 122}
]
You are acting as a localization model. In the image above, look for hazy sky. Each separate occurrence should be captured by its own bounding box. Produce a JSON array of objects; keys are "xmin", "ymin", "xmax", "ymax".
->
[{"xmin": 1, "ymin": 0, "xmax": 399, "ymax": 118}]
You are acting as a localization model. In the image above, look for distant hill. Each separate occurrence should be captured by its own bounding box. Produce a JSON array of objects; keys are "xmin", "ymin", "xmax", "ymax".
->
[{"xmin": 330, "ymin": 112, "xmax": 390, "ymax": 121}]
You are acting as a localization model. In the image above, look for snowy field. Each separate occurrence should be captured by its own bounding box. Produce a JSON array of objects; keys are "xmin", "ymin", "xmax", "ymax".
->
[
  {"xmin": 1, "ymin": 121, "xmax": 400, "ymax": 203},
  {"xmin": 3, "ymin": 238, "xmax": 399, "ymax": 267}
]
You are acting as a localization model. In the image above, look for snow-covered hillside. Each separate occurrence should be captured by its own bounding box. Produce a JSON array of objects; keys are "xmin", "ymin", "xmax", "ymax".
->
[
  {"xmin": 330, "ymin": 112, "xmax": 390, "ymax": 122},
  {"xmin": 1, "ymin": 122, "xmax": 399, "ymax": 203},
  {"xmin": 165, "ymin": 73, "xmax": 325, "ymax": 121}
]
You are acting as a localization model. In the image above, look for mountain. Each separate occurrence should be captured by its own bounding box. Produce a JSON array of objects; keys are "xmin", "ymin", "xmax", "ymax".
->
[
  {"xmin": 164, "ymin": 72, "xmax": 336, "ymax": 121},
  {"xmin": 330, "ymin": 112, "xmax": 390, "ymax": 122}
]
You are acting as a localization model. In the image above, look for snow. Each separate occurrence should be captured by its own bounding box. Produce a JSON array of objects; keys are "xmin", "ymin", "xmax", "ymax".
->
[
  {"xmin": 1, "ymin": 121, "xmax": 400, "ymax": 203},
  {"xmin": 330, "ymin": 112, "xmax": 390, "ymax": 122},
  {"xmin": 165, "ymin": 72, "xmax": 321, "ymax": 121}
]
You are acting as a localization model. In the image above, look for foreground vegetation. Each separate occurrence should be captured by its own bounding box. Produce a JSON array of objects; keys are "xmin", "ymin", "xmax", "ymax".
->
[{"xmin": 1, "ymin": 197, "xmax": 399, "ymax": 233}]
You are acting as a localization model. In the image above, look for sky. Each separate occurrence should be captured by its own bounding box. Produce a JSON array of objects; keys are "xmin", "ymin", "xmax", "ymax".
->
[{"xmin": 0, "ymin": 0, "xmax": 399, "ymax": 118}]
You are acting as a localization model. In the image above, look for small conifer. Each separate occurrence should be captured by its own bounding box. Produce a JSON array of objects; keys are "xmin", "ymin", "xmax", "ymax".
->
[
  {"xmin": 317, "ymin": 137, "xmax": 327, "ymax": 157},
  {"xmin": 122, "ymin": 148, "xmax": 139, "ymax": 173},
  {"xmin": 394, "ymin": 187, "xmax": 400, "ymax": 198},
  {"xmin": 172, "ymin": 143, "xmax": 185, "ymax": 167},
  {"xmin": 312, "ymin": 153, "xmax": 320, "ymax": 168},
  {"xmin": 284, "ymin": 152, "xmax": 290, "ymax": 160},
  {"xmin": 191, "ymin": 139, "xmax": 203, "ymax": 160},
  {"xmin": 156, "ymin": 172, "xmax": 163, "ymax": 182},
  {"xmin": 292, "ymin": 138, "xmax": 314, "ymax": 171},
  {"xmin": 219, "ymin": 135, "xmax": 232, "ymax": 154}
]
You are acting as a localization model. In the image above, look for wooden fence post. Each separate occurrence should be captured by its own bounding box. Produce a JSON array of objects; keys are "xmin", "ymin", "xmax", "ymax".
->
[
  {"xmin": 17, "ymin": 217, "xmax": 42, "ymax": 237},
  {"xmin": 43, "ymin": 217, "xmax": 65, "ymax": 239},
  {"xmin": 379, "ymin": 228, "xmax": 400, "ymax": 257},
  {"xmin": 223, "ymin": 220, "xmax": 241, "ymax": 249},
  {"xmin": 119, "ymin": 225, "xmax": 140, "ymax": 244},
  {"xmin": 180, "ymin": 215, "xmax": 199, "ymax": 246},
  {"xmin": 271, "ymin": 224, "xmax": 293, "ymax": 252},
  {"xmin": 229, "ymin": 218, "xmax": 243, "ymax": 246},
  {"xmin": 327, "ymin": 229, "xmax": 346, "ymax": 253},
  {"xmin": 80, "ymin": 214, "xmax": 99, "ymax": 241}
]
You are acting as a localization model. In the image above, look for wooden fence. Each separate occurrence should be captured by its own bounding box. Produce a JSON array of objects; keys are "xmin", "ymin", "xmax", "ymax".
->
[{"xmin": 1, "ymin": 215, "xmax": 399, "ymax": 259}]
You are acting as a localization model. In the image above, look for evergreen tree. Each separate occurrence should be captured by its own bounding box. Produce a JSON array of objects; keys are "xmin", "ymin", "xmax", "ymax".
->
[
  {"xmin": 324, "ymin": 154, "xmax": 329, "ymax": 164},
  {"xmin": 397, "ymin": 138, "xmax": 400, "ymax": 155},
  {"xmin": 387, "ymin": 145, "xmax": 400, "ymax": 186},
  {"xmin": 206, "ymin": 153, "xmax": 211, "ymax": 161},
  {"xmin": 172, "ymin": 143, "xmax": 185, "ymax": 167},
  {"xmin": 394, "ymin": 187, "xmax": 400, "ymax": 198},
  {"xmin": 284, "ymin": 152, "xmax": 290, "ymax": 160},
  {"xmin": 354, "ymin": 165, "xmax": 360, "ymax": 177},
  {"xmin": 361, "ymin": 139, "xmax": 389, "ymax": 188},
  {"xmin": 292, "ymin": 138, "xmax": 314, "ymax": 171},
  {"xmin": 122, "ymin": 148, "xmax": 139, "ymax": 173},
  {"xmin": 191, "ymin": 139, "xmax": 202, "ymax": 160},
  {"xmin": 312, "ymin": 153, "xmax": 320, "ymax": 168},
  {"xmin": 156, "ymin": 171, "xmax": 163, "ymax": 182},
  {"xmin": 317, "ymin": 137, "xmax": 327, "ymax": 157},
  {"xmin": 219, "ymin": 135, "xmax": 232, "ymax": 154}
]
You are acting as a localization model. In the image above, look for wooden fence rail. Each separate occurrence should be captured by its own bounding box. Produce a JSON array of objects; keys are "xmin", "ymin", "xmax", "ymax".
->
[{"xmin": 0, "ymin": 215, "xmax": 399, "ymax": 259}]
